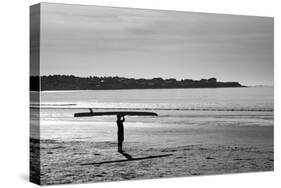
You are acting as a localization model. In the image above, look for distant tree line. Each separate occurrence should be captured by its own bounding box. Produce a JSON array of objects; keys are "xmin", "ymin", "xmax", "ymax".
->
[{"xmin": 30, "ymin": 75, "xmax": 244, "ymax": 91}]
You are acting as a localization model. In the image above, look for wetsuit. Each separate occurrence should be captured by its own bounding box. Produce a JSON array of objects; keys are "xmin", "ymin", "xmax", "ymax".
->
[{"xmin": 117, "ymin": 116, "xmax": 125, "ymax": 151}]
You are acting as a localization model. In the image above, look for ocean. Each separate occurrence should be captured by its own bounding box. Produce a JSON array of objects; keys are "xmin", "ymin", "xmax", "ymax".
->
[{"xmin": 31, "ymin": 86, "xmax": 273, "ymax": 146}]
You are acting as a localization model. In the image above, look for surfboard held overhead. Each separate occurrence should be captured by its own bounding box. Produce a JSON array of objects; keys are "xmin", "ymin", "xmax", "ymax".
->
[{"xmin": 74, "ymin": 108, "xmax": 158, "ymax": 117}]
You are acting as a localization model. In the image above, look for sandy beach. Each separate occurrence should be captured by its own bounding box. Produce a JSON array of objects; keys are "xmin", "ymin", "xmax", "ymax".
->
[{"xmin": 31, "ymin": 124, "xmax": 273, "ymax": 185}]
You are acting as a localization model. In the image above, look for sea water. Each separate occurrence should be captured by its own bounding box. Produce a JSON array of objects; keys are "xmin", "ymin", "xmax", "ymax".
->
[{"xmin": 31, "ymin": 86, "xmax": 273, "ymax": 147}]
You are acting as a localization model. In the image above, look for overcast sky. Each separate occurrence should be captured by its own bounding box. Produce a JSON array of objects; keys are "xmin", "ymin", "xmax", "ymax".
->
[{"xmin": 39, "ymin": 3, "xmax": 273, "ymax": 85}]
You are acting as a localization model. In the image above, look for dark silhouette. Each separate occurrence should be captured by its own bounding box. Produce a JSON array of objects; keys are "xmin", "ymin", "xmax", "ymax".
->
[
  {"xmin": 31, "ymin": 75, "xmax": 245, "ymax": 91},
  {"xmin": 116, "ymin": 114, "xmax": 125, "ymax": 152},
  {"xmin": 80, "ymin": 154, "xmax": 173, "ymax": 166}
]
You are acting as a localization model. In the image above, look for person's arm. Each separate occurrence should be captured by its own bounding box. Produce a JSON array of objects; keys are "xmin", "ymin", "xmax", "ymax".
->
[{"xmin": 122, "ymin": 116, "xmax": 125, "ymax": 122}]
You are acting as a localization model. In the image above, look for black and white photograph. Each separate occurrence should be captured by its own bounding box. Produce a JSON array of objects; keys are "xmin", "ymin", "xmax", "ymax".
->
[{"xmin": 30, "ymin": 3, "xmax": 274, "ymax": 185}]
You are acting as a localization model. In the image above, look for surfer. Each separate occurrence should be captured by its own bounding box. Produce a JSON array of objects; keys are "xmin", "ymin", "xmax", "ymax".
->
[
  {"xmin": 74, "ymin": 109, "xmax": 157, "ymax": 153},
  {"xmin": 116, "ymin": 114, "xmax": 125, "ymax": 152}
]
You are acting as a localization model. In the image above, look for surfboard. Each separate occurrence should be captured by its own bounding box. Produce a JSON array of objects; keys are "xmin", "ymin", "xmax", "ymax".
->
[{"xmin": 74, "ymin": 108, "xmax": 158, "ymax": 117}]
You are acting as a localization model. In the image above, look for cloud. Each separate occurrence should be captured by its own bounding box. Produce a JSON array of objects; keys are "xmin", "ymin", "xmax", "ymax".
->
[{"xmin": 39, "ymin": 3, "xmax": 273, "ymax": 85}]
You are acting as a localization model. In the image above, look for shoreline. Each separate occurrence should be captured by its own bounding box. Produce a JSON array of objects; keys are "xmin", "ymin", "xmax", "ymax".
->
[
  {"xmin": 37, "ymin": 86, "xmax": 247, "ymax": 92},
  {"xmin": 32, "ymin": 85, "xmax": 275, "ymax": 93}
]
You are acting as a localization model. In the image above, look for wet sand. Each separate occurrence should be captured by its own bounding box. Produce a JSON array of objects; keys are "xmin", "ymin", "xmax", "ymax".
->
[{"xmin": 30, "ymin": 109, "xmax": 274, "ymax": 185}]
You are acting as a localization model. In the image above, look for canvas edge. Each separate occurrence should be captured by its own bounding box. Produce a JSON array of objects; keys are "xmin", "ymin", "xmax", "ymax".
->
[{"xmin": 30, "ymin": 3, "xmax": 41, "ymax": 185}]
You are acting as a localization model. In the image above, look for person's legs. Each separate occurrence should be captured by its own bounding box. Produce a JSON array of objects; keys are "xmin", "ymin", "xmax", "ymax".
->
[
  {"xmin": 118, "ymin": 140, "xmax": 123, "ymax": 152},
  {"xmin": 117, "ymin": 126, "xmax": 124, "ymax": 152}
]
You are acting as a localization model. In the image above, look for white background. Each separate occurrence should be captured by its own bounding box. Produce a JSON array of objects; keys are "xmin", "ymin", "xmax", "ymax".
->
[{"xmin": 0, "ymin": 0, "xmax": 279, "ymax": 187}]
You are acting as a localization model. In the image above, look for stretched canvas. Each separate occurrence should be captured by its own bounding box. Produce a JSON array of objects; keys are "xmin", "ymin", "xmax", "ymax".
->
[{"xmin": 30, "ymin": 3, "xmax": 274, "ymax": 185}]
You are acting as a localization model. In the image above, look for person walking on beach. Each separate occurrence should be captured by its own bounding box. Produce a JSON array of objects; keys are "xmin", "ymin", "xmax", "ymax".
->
[{"xmin": 116, "ymin": 114, "xmax": 125, "ymax": 152}]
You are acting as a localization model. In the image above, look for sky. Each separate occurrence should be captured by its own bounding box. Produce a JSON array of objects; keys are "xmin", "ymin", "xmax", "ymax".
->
[{"xmin": 39, "ymin": 3, "xmax": 273, "ymax": 86}]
